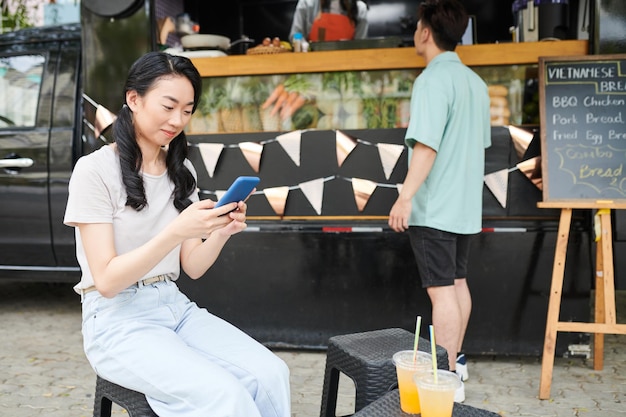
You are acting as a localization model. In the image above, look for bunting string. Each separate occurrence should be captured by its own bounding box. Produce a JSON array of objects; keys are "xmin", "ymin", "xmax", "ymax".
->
[
  {"xmin": 77, "ymin": 101, "xmax": 541, "ymax": 216},
  {"xmin": 483, "ymin": 126, "xmax": 541, "ymax": 209},
  {"xmin": 188, "ymin": 129, "xmax": 383, "ymax": 149},
  {"xmin": 198, "ymin": 175, "xmax": 401, "ymax": 215},
  {"xmin": 189, "ymin": 128, "xmax": 406, "ymax": 178},
  {"xmin": 198, "ymin": 175, "xmax": 400, "ymax": 198},
  {"xmin": 82, "ymin": 94, "xmax": 118, "ymax": 143},
  {"xmin": 191, "ymin": 125, "xmax": 541, "ymax": 216}
]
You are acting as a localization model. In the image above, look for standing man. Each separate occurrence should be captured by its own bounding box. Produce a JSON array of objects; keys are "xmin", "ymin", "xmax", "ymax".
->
[{"xmin": 388, "ymin": 0, "xmax": 491, "ymax": 403}]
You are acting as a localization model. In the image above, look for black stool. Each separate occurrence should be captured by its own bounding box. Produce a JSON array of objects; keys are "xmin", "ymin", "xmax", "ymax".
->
[
  {"xmin": 320, "ymin": 328, "xmax": 449, "ymax": 417},
  {"xmin": 352, "ymin": 389, "xmax": 500, "ymax": 417},
  {"xmin": 93, "ymin": 376, "xmax": 158, "ymax": 417}
]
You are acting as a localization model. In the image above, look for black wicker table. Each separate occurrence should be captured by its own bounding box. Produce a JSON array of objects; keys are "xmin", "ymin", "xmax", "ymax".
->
[
  {"xmin": 352, "ymin": 389, "xmax": 500, "ymax": 417},
  {"xmin": 320, "ymin": 328, "xmax": 449, "ymax": 417}
]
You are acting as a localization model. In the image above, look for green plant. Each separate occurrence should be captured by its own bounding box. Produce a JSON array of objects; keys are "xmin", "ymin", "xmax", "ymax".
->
[
  {"xmin": 1, "ymin": 0, "xmax": 36, "ymax": 33},
  {"xmin": 321, "ymin": 71, "xmax": 362, "ymax": 98},
  {"xmin": 199, "ymin": 79, "xmax": 228, "ymax": 114}
]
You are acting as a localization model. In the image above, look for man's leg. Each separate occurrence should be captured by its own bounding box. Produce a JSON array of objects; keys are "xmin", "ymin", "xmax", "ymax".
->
[
  {"xmin": 454, "ymin": 278, "xmax": 472, "ymax": 354},
  {"xmin": 425, "ymin": 278, "xmax": 471, "ymax": 371},
  {"xmin": 409, "ymin": 226, "xmax": 469, "ymax": 402},
  {"xmin": 427, "ymin": 280, "xmax": 470, "ymax": 403},
  {"xmin": 453, "ymin": 233, "xmax": 474, "ymax": 382},
  {"xmin": 426, "ymin": 284, "xmax": 462, "ymax": 371}
]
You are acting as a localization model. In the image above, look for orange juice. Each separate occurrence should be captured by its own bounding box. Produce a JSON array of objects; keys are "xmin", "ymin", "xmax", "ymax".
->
[
  {"xmin": 392, "ymin": 350, "xmax": 432, "ymax": 414},
  {"xmin": 396, "ymin": 365, "xmax": 422, "ymax": 413},
  {"xmin": 416, "ymin": 384, "xmax": 455, "ymax": 417},
  {"xmin": 414, "ymin": 369, "xmax": 461, "ymax": 417}
]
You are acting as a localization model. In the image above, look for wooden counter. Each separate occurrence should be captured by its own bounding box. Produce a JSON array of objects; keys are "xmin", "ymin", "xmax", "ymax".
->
[{"xmin": 191, "ymin": 40, "xmax": 588, "ymax": 77}]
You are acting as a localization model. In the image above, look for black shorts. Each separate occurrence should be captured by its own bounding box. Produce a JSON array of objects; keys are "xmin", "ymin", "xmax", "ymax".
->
[{"xmin": 408, "ymin": 226, "xmax": 476, "ymax": 288}]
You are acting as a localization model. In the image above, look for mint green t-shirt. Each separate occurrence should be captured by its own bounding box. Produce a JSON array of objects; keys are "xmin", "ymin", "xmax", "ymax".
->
[{"xmin": 405, "ymin": 51, "xmax": 491, "ymax": 234}]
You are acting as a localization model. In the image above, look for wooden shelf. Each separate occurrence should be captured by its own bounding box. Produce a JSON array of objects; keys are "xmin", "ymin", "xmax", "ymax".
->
[{"xmin": 191, "ymin": 40, "xmax": 588, "ymax": 77}]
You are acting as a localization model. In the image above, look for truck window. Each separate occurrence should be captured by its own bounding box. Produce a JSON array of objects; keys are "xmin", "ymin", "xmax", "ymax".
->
[{"xmin": 0, "ymin": 55, "xmax": 45, "ymax": 128}]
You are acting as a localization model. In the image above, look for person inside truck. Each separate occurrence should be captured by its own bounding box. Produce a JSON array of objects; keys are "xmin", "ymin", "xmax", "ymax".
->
[
  {"xmin": 64, "ymin": 51, "xmax": 290, "ymax": 417},
  {"xmin": 387, "ymin": 0, "xmax": 491, "ymax": 403},
  {"xmin": 289, "ymin": 0, "xmax": 369, "ymax": 42}
]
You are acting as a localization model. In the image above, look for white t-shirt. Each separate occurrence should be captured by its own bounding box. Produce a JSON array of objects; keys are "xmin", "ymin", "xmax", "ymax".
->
[{"xmin": 63, "ymin": 145, "xmax": 199, "ymax": 293}]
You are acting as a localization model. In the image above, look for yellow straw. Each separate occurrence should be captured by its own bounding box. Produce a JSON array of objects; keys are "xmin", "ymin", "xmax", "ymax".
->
[
  {"xmin": 429, "ymin": 325, "xmax": 438, "ymax": 384},
  {"xmin": 412, "ymin": 315, "xmax": 422, "ymax": 363}
]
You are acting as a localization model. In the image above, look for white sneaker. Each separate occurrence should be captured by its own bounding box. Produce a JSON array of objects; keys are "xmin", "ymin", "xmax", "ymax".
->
[
  {"xmin": 456, "ymin": 354, "xmax": 469, "ymax": 382},
  {"xmin": 454, "ymin": 380, "xmax": 465, "ymax": 403}
]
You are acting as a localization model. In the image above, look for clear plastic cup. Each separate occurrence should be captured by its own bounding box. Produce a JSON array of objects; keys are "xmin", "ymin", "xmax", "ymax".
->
[
  {"xmin": 413, "ymin": 369, "xmax": 461, "ymax": 417},
  {"xmin": 392, "ymin": 350, "xmax": 432, "ymax": 414}
]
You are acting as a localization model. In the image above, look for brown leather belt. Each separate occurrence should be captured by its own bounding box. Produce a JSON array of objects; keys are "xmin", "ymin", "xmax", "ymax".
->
[{"xmin": 79, "ymin": 274, "xmax": 170, "ymax": 295}]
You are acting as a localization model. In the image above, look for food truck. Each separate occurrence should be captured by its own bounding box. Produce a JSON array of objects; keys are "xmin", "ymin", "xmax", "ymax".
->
[{"xmin": 1, "ymin": 0, "xmax": 624, "ymax": 355}]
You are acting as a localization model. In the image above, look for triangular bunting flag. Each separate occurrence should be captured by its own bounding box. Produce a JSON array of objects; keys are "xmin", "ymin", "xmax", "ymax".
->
[
  {"xmin": 336, "ymin": 130, "xmax": 357, "ymax": 167},
  {"xmin": 264, "ymin": 186, "xmax": 290, "ymax": 216},
  {"xmin": 94, "ymin": 105, "xmax": 117, "ymax": 138},
  {"xmin": 377, "ymin": 143, "xmax": 405, "ymax": 180},
  {"xmin": 508, "ymin": 125, "xmax": 534, "ymax": 160},
  {"xmin": 239, "ymin": 142, "xmax": 263, "ymax": 173},
  {"xmin": 276, "ymin": 130, "xmax": 302, "ymax": 166},
  {"xmin": 517, "ymin": 156, "xmax": 543, "ymax": 190},
  {"xmin": 484, "ymin": 168, "xmax": 509, "ymax": 208},
  {"xmin": 351, "ymin": 178, "xmax": 377, "ymax": 212},
  {"xmin": 198, "ymin": 143, "xmax": 224, "ymax": 178},
  {"xmin": 299, "ymin": 178, "xmax": 324, "ymax": 215}
]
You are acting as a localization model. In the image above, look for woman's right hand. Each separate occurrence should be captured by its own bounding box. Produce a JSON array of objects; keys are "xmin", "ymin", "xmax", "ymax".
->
[{"xmin": 177, "ymin": 199, "xmax": 247, "ymax": 279}]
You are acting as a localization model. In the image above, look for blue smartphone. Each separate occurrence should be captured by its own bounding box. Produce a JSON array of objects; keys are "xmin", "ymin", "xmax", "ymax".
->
[{"xmin": 214, "ymin": 176, "xmax": 260, "ymax": 208}]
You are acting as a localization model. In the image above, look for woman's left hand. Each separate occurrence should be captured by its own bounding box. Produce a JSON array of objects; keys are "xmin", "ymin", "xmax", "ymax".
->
[{"xmin": 217, "ymin": 201, "xmax": 248, "ymax": 237}]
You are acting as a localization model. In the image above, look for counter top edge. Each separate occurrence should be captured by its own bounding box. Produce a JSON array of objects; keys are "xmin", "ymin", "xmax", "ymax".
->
[{"xmin": 191, "ymin": 40, "xmax": 589, "ymax": 77}]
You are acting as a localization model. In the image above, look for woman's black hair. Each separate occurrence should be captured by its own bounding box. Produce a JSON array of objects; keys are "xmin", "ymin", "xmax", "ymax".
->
[
  {"xmin": 321, "ymin": 0, "xmax": 360, "ymax": 26},
  {"xmin": 418, "ymin": 0, "xmax": 468, "ymax": 51},
  {"xmin": 113, "ymin": 51, "xmax": 202, "ymax": 213}
]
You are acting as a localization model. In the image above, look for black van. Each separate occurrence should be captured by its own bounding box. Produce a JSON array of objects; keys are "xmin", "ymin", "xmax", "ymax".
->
[{"xmin": 0, "ymin": 24, "xmax": 82, "ymax": 281}]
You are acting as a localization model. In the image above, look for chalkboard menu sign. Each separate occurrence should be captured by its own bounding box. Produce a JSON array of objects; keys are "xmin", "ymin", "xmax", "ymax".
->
[{"xmin": 539, "ymin": 54, "xmax": 626, "ymax": 206}]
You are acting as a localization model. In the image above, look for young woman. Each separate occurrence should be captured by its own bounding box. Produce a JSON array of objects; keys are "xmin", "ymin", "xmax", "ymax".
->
[{"xmin": 64, "ymin": 52, "xmax": 291, "ymax": 417}]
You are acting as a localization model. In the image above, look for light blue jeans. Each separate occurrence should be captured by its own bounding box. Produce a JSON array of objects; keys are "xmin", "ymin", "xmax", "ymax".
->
[{"xmin": 81, "ymin": 279, "xmax": 291, "ymax": 417}]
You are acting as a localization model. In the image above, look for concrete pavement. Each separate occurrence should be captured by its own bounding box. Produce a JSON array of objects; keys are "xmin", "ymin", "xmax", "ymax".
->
[{"xmin": 0, "ymin": 281, "xmax": 624, "ymax": 416}]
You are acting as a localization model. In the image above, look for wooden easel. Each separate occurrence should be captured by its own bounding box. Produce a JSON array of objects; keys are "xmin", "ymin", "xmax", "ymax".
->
[{"xmin": 538, "ymin": 202, "xmax": 626, "ymax": 400}]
